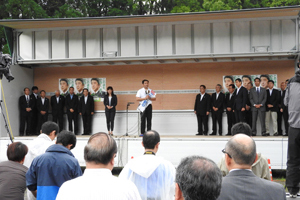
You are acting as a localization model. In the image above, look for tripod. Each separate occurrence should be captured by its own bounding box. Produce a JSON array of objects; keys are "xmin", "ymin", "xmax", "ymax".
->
[{"xmin": 0, "ymin": 100, "xmax": 13, "ymax": 143}]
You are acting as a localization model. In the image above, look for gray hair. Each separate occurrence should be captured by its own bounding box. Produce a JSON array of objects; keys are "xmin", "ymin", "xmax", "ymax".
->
[
  {"xmin": 216, "ymin": 84, "xmax": 222, "ymax": 89},
  {"xmin": 84, "ymin": 132, "xmax": 117, "ymax": 165},
  {"xmin": 176, "ymin": 156, "xmax": 222, "ymax": 200},
  {"xmin": 225, "ymin": 134, "xmax": 256, "ymax": 166}
]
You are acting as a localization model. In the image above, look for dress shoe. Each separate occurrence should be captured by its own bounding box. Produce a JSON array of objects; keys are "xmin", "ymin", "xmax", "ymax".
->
[
  {"xmin": 209, "ymin": 132, "xmax": 216, "ymax": 136},
  {"xmin": 262, "ymin": 133, "xmax": 270, "ymax": 136},
  {"xmin": 225, "ymin": 133, "xmax": 231, "ymax": 136},
  {"xmin": 273, "ymin": 132, "xmax": 281, "ymax": 136},
  {"xmin": 196, "ymin": 133, "xmax": 203, "ymax": 136},
  {"xmin": 284, "ymin": 134, "xmax": 289, "ymax": 136},
  {"xmin": 252, "ymin": 133, "xmax": 256, "ymax": 136}
]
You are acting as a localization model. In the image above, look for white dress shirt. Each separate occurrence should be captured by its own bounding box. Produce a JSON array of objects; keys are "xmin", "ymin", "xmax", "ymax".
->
[
  {"xmin": 136, "ymin": 88, "xmax": 156, "ymax": 105},
  {"xmin": 56, "ymin": 96, "xmax": 59, "ymax": 103},
  {"xmin": 216, "ymin": 92, "xmax": 220, "ymax": 100},
  {"xmin": 236, "ymin": 86, "xmax": 242, "ymax": 95},
  {"xmin": 56, "ymin": 168, "xmax": 142, "ymax": 200},
  {"xmin": 200, "ymin": 93, "xmax": 205, "ymax": 101},
  {"xmin": 269, "ymin": 88, "xmax": 273, "ymax": 96},
  {"xmin": 84, "ymin": 96, "xmax": 88, "ymax": 104},
  {"xmin": 41, "ymin": 97, "xmax": 45, "ymax": 105}
]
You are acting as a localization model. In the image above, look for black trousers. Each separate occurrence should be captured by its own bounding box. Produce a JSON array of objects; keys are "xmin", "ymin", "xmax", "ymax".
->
[
  {"xmin": 141, "ymin": 104, "xmax": 152, "ymax": 134},
  {"xmin": 67, "ymin": 112, "xmax": 78, "ymax": 134},
  {"xmin": 105, "ymin": 110, "xmax": 116, "ymax": 131},
  {"xmin": 31, "ymin": 109, "xmax": 39, "ymax": 135},
  {"xmin": 277, "ymin": 111, "xmax": 283, "ymax": 134},
  {"xmin": 235, "ymin": 110, "xmax": 245, "ymax": 123},
  {"xmin": 283, "ymin": 109, "xmax": 289, "ymax": 134},
  {"xmin": 226, "ymin": 111, "xmax": 235, "ymax": 135},
  {"xmin": 19, "ymin": 113, "xmax": 32, "ymax": 136},
  {"xmin": 38, "ymin": 113, "xmax": 48, "ymax": 133},
  {"xmin": 197, "ymin": 114, "xmax": 208, "ymax": 135},
  {"xmin": 52, "ymin": 113, "xmax": 64, "ymax": 132},
  {"xmin": 82, "ymin": 113, "xmax": 92, "ymax": 135},
  {"xmin": 245, "ymin": 110, "xmax": 252, "ymax": 128},
  {"xmin": 286, "ymin": 127, "xmax": 300, "ymax": 195},
  {"xmin": 212, "ymin": 111, "xmax": 222, "ymax": 135}
]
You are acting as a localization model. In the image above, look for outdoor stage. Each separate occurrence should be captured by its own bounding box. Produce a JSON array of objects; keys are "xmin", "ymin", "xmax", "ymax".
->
[{"xmin": 0, "ymin": 135, "xmax": 288, "ymax": 170}]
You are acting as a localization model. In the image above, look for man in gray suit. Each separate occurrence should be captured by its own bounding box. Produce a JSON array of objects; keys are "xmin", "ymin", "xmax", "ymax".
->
[
  {"xmin": 217, "ymin": 134, "xmax": 286, "ymax": 200},
  {"xmin": 250, "ymin": 77, "xmax": 267, "ymax": 136}
]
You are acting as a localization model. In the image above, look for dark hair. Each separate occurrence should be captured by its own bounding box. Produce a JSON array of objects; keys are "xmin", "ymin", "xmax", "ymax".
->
[
  {"xmin": 143, "ymin": 130, "xmax": 160, "ymax": 149},
  {"xmin": 268, "ymin": 80, "xmax": 274, "ymax": 84},
  {"xmin": 56, "ymin": 130, "xmax": 77, "ymax": 149},
  {"xmin": 7, "ymin": 142, "xmax": 28, "ymax": 162},
  {"xmin": 254, "ymin": 77, "xmax": 261, "ymax": 82},
  {"xmin": 216, "ymin": 84, "xmax": 222, "ymax": 89},
  {"xmin": 24, "ymin": 87, "xmax": 30, "ymax": 91},
  {"xmin": 176, "ymin": 156, "xmax": 222, "ymax": 200},
  {"xmin": 75, "ymin": 78, "xmax": 84, "ymax": 84},
  {"xmin": 91, "ymin": 78, "xmax": 100, "ymax": 85},
  {"xmin": 200, "ymin": 85, "xmax": 206, "ymax": 89},
  {"xmin": 235, "ymin": 78, "xmax": 242, "ymax": 83},
  {"xmin": 84, "ymin": 132, "xmax": 117, "ymax": 165},
  {"xmin": 286, "ymin": 79, "xmax": 289, "ymax": 82},
  {"xmin": 60, "ymin": 79, "xmax": 69, "ymax": 85},
  {"xmin": 142, "ymin": 79, "xmax": 149, "ymax": 84},
  {"xmin": 231, "ymin": 122, "xmax": 252, "ymax": 136},
  {"xmin": 229, "ymin": 84, "xmax": 235, "ymax": 89},
  {"xmin": 40, "ymin": 90, "xmax": 46, "ymax": 94},
  {"xmin": 83, "ymin": 88, "xmax": 89, "ymax": 93},
  {"xmin": 226, "ymin": 135, "xmax": 256, "ymax": 166},
  {"xmin": 248, "ymin": 81, "xmax": 253, "ymax": 87},
  {"xmin": 260, "ymin": 74, "xmax": 270, "ymax": 81},
  {"xmin": 106, "ymin": 86, "xmax": 115, "ymax": 96},
  {"xmin": 32, "ymin": 86, "xmax": 38, "ymax": 91},
  {"xmin": 69, "ymin": 86, "xmax": 74, "ymax": 90},
  {"xmin": 224, "ymin": 75, "xmax": 234, "ymax": 83},
  {"xmin": 41, "ymin": 121, "xmax": 59, "ymax": 136},
  {"xmin": 242, "ymin": 75, "xmax": 252, "ymax": 82}
]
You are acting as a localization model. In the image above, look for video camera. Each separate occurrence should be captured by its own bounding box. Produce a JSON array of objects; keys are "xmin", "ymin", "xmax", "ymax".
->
[{"xmin": 0, "ymin": 52, "xmax": 14, "ymax": 82}]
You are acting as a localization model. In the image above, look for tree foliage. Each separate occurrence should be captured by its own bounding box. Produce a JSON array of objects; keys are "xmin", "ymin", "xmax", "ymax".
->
[{"xmin": 0, "ymin": 0, "xmax": 299, "ymax": 53}]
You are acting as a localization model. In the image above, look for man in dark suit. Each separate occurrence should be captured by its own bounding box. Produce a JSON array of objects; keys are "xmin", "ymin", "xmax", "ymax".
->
[
  {"xmin": 233, "ymin": 78, "xmax": 248, "ymax": 123},
  {"xmin": 265, "ymin": 80, "xmax": 280, "ymax": 136},
  {"xmin": 79, "ymin": 88, "xmax": 94, "ymax": 135},
  {"xmin": 51, "ymin": 90, "xmax": 65, "ymax": 132},
  {"xmin": 210, "ymin": 84, "xmax": 225, "ymax": 136},
  {"xmin": 36, "ymin": 90, "xmax": 49, "ymax": 132},
  {"xmin": 19, "ymin": 87, "xmax": 35, "ymax": 136},
  {"xmin": 224, "ymin": 84, "xmax": 236, "ymax": 136},
  {"xmin": 30, "ymin": 86, "xmax": 39, "ymax": 135},
  {"xmin": 278, "ymin": 81, "xmax": 289, "ymax": 136},
  {"xmin": 245, "ymin": 81, "xmax": 253, "ymax": 128},
  {"xmin": 250, "ymin": 78, "xmax": 267, "ymax": 136},
  {"xmin": 217, "ymin": 134, "xmax": 286, "ymax": 200},
  {"xmin": 194, "ymin": 85, "xmax": 211, "ymax": 136},
  {"xmin": 65, "ymin": 87, "xmax": 79, "ymax": 135}
]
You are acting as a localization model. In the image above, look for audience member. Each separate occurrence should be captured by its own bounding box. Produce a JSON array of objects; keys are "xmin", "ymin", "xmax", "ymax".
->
[
  {"xmin": 56, "ymin": 133, "xmax": 141, "ymax": 200},
  {"xmin": 0, "ymin": 142, "xmax": 28, "ymax": 200},
  {"xmin": 175, "ymin": 156, "xmax": 222, "ymax": 200},
  {"xmin": 119, "ymin": 130, "xmax": 175, "ymax": 200},
  {"xmin": 26, "ymin": 130, "xmax": 82, "ymax": 200},
  {"xmin": 217, "ymin": 134, "xmax": 286, "ymax": 200},
  {"xmin": 284, "ymin": 69, "xmax": 300, "ymax": 198},
  {"xmin": 24, "ymin": 121, "xmax": 58, "ymax": 200},
  {"xmin": 218, "ymin": 122, "xmax": 270, "ymax": 180}
]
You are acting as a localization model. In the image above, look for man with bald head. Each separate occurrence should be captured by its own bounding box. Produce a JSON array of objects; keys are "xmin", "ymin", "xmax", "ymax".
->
[
  {"xmin": 51, "ymin": 90, "xmax": 65, "ymax": 131},
  {"xmin": 119, "ymin": 130, "xmax": 175, "ymax": 200},
  {"xmin": 217, "ymin": 134, "xmax": 286, "ymax": 200},
  {"xmin": 56, "ymin": 132, "xmax": 141, "ymax": 200}
]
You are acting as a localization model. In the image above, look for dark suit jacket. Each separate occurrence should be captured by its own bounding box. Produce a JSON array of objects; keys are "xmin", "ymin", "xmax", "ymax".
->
[
  {"xmin": 19, "ymin": 95, "xmax": 35, "ymax": 116},
  {"xmin": 211, "ymin": 92, "xmax": 225, "ymax": 112},
  {"xmin": 37, "ymin": 97, "xmax": 49, "ymax": 113},
  {"xmin": 217, "ymin": 170, "xmax": 286, "ymax": 200},
  {"xmin": 65, "ymin": 94, "xmax": 78, "ymax": 114},
  {"xmin": 30, "ymin": 93, "xmax": 38, "ymax": 109},
  {"xmin": 249, "ymin": 87, "xmax": 267, "ymax": 111},
  {"xmin": 280, "ymin": 90, "xmax": 288, "ymax": 111},
  {"xmin": 266, "ymin": 88, "xmax": 280, "ymax": 112},
  {"xmin": 194, "ymin": 93, "xmax": 211, "ymax": 116},
  {"xmin": 50, "ymin": 95, "xmax": 65, "ymax": 115},
  {"xmin": 233, "ymin": 86, "xmax": 248, "ymax": 111},
  {"xmin": 79, "ymin": 95, "xmax": 94, "ymax": 115},
  {"xmin": 103, "ymin": 95, "xmax": 118, "ymax": 112},
  {"xmin": 224, "ymin": 93, "xmax": 235, "ymax": 112}
]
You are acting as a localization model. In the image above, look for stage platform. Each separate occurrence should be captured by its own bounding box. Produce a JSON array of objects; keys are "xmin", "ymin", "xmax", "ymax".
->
[{"xmin": 0, "ymin": 135, "xmax": 288, "ymax": 169}]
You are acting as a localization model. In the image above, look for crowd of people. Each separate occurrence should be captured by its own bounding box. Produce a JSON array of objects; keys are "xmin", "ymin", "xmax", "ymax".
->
[{"xmin": 194, "ymin": 74, "xmax": 289, "ymax": 136}]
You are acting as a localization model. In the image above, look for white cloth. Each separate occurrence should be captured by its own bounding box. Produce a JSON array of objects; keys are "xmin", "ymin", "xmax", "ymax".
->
[
  {"xmin": 41, "ymin": 97, "xmax": 45, "ymax": 105},
  {"xmin": 269, "ymin": 88, "xmax": 273, "ymax": 96},
  {"xmin": 136, "ymin": 88, "xmax": 156, "ymax": 105},
  {"xmin": 229, "ymin": 93, "xmax": 233, "ymax": 100},
  {"xmin": 56, "ymin": 96, "xmax": 59, "ymax": 103},
  {"xmin": 23, "ymin": 133, "xmax": 54, "ymax": 200},
  {"xmin": 236, "ymin": 86, "xmax": 242, "ymax": 95},
  {"xmin": 56, "ymin": 168, "xmax": 141, "ymax": 200},
  {"xmin": 119, "ymin": 155, "xmax": 176, "ymax": 200},
  {"xmin": 84, "ymin": 96, "xmax": 88, "ymax": 104},
  {"xmin": 109, "ymin": 96, "xmax": 112, "ymax": 106},
  {"xmin": 216, "ymin": 92, "xmax": 220, "ymax": 100},
  {"xmin": 200, "ymin": 93, "xmax": 205, "ymax": 101}
]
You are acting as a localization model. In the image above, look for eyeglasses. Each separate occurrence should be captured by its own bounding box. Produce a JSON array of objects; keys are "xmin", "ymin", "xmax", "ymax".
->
[{"xmin": 222, "ymin": 149, "xmax": 232, "ymax": 159}]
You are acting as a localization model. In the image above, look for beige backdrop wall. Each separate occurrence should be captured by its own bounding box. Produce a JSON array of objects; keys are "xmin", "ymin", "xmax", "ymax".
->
[{"xmin": 34, "ymin": 60, "xmax": 295, "ymax": 111}]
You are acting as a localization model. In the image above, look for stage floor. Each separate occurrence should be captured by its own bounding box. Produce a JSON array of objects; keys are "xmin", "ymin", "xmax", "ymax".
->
[{"xmin": 0, "ymin": 135, "xmax": 288, "ymax": 169}]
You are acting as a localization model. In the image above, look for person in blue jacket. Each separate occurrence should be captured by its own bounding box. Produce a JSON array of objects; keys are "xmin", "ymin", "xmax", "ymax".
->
[{"xmin": 26, "ymin": 130, "xmax": 82, "ymax": 200}]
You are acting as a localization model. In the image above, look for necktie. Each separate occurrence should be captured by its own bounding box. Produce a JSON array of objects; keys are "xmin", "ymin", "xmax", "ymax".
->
[
  {"xmin": 71, "ymin": 95, "xmax": 73, "ymax": 100},
  {"xmin": 257, "ymin": 88, "xmax": 259, "ymax": 95}
]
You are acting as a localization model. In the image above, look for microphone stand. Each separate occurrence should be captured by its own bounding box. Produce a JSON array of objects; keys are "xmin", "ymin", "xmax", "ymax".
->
[{"xmin": 125, "ymin": 102, "xmax": 134, "ymax": 136}]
